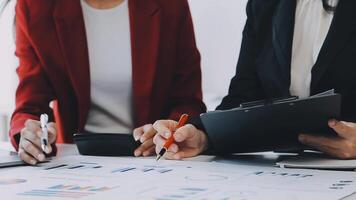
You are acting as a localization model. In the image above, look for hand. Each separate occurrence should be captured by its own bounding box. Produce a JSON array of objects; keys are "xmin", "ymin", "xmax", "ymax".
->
[
  {"xmin": 18, "ymin": 119, "xmax": 57, "ymax": 165},
  {"xmin": 299, "ymin": 119, "xmax": 356, "ymax": 159},
  {"xmin": 133, "ymin": 124, "xmax": 156, "ymax": 157},
  {"xmin": 152, "ymin": 120, "xmax": 208, "ymax": 160}
]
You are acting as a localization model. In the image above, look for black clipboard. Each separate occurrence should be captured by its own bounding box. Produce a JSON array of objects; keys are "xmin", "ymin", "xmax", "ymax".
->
[
  {"xmin": 200, "ymin": 90, "xmax": 342, "ymax": 154},
  {"xmin": 73, "ymin": 133, "xmax": 140, "ymax": 156}
]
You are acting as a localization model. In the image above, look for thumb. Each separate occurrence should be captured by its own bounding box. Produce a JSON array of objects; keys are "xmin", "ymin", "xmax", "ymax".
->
[
  {"xmin": 329, "ymin": 119, "xmax": 354, "ymax": 139},
  {"xmin": 47, "ymin": 122, "xmax": 57, "ymax": 144},
  {"xmin": 45, "ymin": 143, "xmax": 53, "ymax": 154}
]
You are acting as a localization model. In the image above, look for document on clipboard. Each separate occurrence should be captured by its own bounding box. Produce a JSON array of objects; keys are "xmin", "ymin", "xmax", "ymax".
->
[{"xmin": 200, "ymin": 90, "xmax": 341, "ymax": 154}]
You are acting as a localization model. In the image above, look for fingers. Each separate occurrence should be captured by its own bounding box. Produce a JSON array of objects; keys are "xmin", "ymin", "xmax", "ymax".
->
[
  {"xmin": 153, "ymin": 120, "xmax": 177, "ymax": 139},
  {"xmin": 134, "ymin": 139, "xmax": 154, "ymax": 157},
  {"xmin": 298, "ymin": 134, "xmax": 341, "ymax": 149},
  {"xmin": 18, "ymin": 148, "xmax": 37, "ymax": 165},
  {"xmin": 21, "ymin": 129, "xmax": 44, "ymax": 158},
  {"xmin": 167, "ymin": 143, "xmax": 179, "ymax": 153},
  {"xmin": 153, "ymin": 134, "xmax": 179, "ymax": 151},
  {"xmin": 329, "ymin": 119, "xmax": 356, "ymax": 139},
  {"xmin": 153, "ymin": 135, "xmax": 178, "ymax": 157},
  {"xmin": 140, "ymin": 125, "xmax": 156, "ymax": 143},
  {"xmin": 133, "ymin": 124, "xmax": 158, "ymax": 157},
  {"xmin": 156, "ymin": 144, "xmax": 199, "ymax": 160},
  {"xmin": 299, "ymin": 134, "xmax": 354, "ymax": 159},
  {"xmin": 154, "ymin": 145, "xmax": 177, "ymax": 160},
  {"xmin": 133, "ymin": 124, "xmax": 156, "ymax": 143},
  {"xmin": 24, "ymin": 119, "xmax": 57, "ymax": 145},
  {"xmin": 133, "ymin": 126, "xmax": 144, "ymax": 141},
  {"xmin": 174, "ymin": 124, "xmax": 198, "ymax": 142},
  {"xmin": 153, "ymin": 134, "xmax": 166, "ymax": 148},
  {"xmin": 162, "ymin": 151, "xmax": 179, "ymax": 160},
  {"xmin": 21, "ymin": 129, "xmax": 41, "ymax": 145},
  {"xmin": 298, "ymin": 120, "xmax": 356, "ymax": 159},
  {"xmin": 25, "ymin": 119, "xmax": 41, "ymax": 130},
  {"xmin": 43, "ymin": 143, "xmax": 53, "ymax": 154},
  {"xmin": 19, "ymin": 120, "xmax": 58, "ymax": 164},
  {"xmin": 171, "ymin": 149, "xmax": 201, "ymax": 160},
  {"xmin": 20, "ymin": 139, "xmax": 46, "ymax": 164},
  {"xmin": 47, "ymin": 122, "xmax": 57, "ymax": 144},
  {"xmin": 142, "ymin": 146, "xmax": 155, "ymax": 157}
]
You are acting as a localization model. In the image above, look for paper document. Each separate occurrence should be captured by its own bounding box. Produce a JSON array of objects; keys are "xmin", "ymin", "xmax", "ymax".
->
[
  {"xmin": 0, "ymin": 155, "xmax": 355, "ymax": 200},
  {"xmin": 276, "ymin": 153, "xmax": 356, "ymax": 170}
]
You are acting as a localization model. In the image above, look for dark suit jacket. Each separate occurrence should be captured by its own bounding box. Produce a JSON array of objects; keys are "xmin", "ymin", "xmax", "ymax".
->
[
  {"xmin": 207, "ymin": 0, "xmax": 356, "ymax": 154},
  {"xmin": 10, "ymin": 0, "xmax": 206, "ymax": 149}
]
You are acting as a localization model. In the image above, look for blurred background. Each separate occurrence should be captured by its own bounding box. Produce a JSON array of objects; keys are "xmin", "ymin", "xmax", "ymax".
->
[{"xmin": 0, "ymin": 0, "xmax": 248, "ymax": 141}]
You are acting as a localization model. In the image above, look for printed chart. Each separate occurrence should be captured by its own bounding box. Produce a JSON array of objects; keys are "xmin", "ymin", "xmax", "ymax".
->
[{"xmin": 18, "ymin": 184, "xmax": 117, "ymax": 198}]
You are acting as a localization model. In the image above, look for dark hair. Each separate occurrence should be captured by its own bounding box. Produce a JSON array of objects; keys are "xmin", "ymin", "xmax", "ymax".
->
[{"xmin": 322, "ymin": 0, "xmax": 338, "ymax": 12}]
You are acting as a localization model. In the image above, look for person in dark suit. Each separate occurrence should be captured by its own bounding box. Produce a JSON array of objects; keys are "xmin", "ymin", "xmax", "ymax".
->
[
  {"xmin": 153, "ymin": 0, "xmax": 356, "ymax": 159},
  {"xmin": 10, "ymin": 0, "xmax": 206, "ymax": 165}
]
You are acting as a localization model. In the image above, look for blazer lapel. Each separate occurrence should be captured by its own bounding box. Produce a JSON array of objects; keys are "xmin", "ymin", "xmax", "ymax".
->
[
  {"xmin": 311, "ymin": 0, "xmax": 356, "ymax": 92},
  {"xmin": 272, "ymin": 0, "xmax": 297, "ymax": 96},
  {"xmin": 53, "ymin": 0, "xmax": 91, "ymax": 130},
  {"xmin": 129, "ymin": 0, "xmax": 161, "ymax": 125}
]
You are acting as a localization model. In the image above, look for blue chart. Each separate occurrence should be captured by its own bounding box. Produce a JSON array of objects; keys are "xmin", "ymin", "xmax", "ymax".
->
[{"xmin": 18, "ymin": 184, "xmax": 116, "ymax": 198}]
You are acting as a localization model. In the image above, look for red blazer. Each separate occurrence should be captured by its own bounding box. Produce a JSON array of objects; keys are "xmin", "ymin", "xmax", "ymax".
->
[{"xmin": 10, "ymin": 0, "xmax": 206, "ymax": 149}]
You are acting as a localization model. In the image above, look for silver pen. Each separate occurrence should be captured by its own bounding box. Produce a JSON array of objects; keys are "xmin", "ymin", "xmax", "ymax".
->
[{"xmin": 40, "ymin": 114, "xmax": 49, "ymax": 153}]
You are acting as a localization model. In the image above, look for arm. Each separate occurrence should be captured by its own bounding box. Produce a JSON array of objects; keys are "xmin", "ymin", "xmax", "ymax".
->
[
  {"xmin": 152, "ymin": 0, "xmax": 268, "ymax": 158},
  {"xmin": 10, "ymin": 0, "xmax": 56, "ymax": 156},
  {"xmin": 166, "ymin": 0, "xmax": 206, "ymax": 120},
  {"xmin": 133, "ymin": 1, "xmax": 205, "ymax": 157},
  {"xmin": 216, "ymin": 0, "xmax": 265, "ymax": 110}
]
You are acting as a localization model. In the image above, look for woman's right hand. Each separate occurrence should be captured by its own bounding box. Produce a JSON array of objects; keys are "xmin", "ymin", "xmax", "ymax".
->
[
  {"xmin": 153, "ymin": 120, "xmax": 208, "ymax": 160},
  {"xmin": 18, "ymin": 119, "xmax": 57, "ymax": 165}
]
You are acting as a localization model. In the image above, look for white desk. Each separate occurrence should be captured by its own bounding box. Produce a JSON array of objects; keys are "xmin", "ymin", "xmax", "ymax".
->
[{"xmin": 1, "ymin": 142, "xmax": 355, "ymax": 200}]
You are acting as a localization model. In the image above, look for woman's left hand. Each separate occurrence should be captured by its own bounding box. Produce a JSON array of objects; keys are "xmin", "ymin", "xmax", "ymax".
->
[
  {"xmin": 133, "ymin": 124, "xmax": 157, "ymax": 157},
  {"xmin": 299, "ymin": 119, "xmax": 356, "ymax": 159}
]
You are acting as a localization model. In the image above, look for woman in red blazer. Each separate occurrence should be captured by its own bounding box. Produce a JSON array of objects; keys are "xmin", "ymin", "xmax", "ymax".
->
[{"xmin": 10, "ymin": 0, "xmax": 206, "ymax": 164}]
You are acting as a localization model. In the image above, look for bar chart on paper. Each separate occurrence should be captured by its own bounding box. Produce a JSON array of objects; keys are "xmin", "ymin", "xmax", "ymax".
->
[
  {"xmin": 18, "ymin": 184, "xmax": 117, "ymax": 198},
  {"xmin": 42, "ymin": 161, "xmax": 176, "ymax": 176}
]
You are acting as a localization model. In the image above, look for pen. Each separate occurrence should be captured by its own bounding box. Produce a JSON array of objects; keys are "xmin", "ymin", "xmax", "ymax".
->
[
  {"xmin": 40, "ymin": 114, "xmax": 49, "ymax": 153},
  {"xmin": 156, "ymin": 114, "xmax": 189, "ymax": 161}
]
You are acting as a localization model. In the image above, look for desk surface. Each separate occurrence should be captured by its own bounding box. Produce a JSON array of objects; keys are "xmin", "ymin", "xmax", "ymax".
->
[{"xmin": 1, "ymin": 142, "xmax": 355, "ymax": 200}]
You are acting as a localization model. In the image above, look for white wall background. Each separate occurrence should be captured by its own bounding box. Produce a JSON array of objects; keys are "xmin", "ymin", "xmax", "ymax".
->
[
  {"xmin": 189, "ymin": 0, "xmax": 247, "ymax": 110},
  {"xmin": 0, "ymin": 0, "xmax": 18, "ymax": 141},
  {"xmin": 0, "ymin": 0, "xmax": 248, "ymax": 141}
]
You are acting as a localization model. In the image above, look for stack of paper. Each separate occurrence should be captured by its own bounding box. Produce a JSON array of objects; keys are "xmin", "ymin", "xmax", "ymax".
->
[{"xmin": 276, "ymin": 153, "xmax": 356, "ymax": 170}]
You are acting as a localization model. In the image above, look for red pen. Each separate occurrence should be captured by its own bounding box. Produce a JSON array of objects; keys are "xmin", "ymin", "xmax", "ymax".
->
[{"xmin": 156, "ymin": 114, "xmax": 189, "ymax": 161}]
